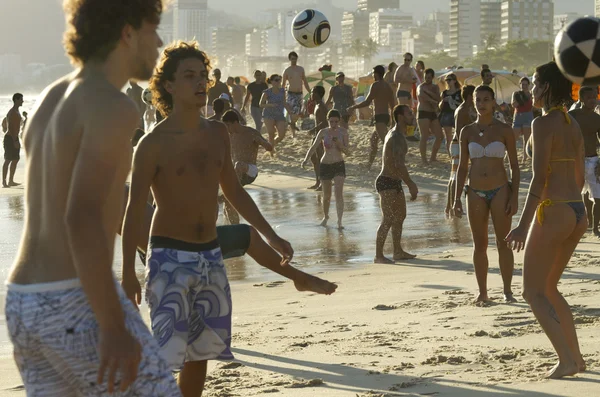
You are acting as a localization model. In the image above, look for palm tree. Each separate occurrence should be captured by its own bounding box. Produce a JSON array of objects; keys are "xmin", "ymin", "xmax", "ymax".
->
[
  {"xmin": 349, "ymin": 39, "xmax": 364, "ymax": 77},
  {"xmin": 363, "ymin": 39, "xmax": 379, "ymax": 69},
  {"xmin": 484, "ymin": 34, "xmax": 499, "ymax": 50}
]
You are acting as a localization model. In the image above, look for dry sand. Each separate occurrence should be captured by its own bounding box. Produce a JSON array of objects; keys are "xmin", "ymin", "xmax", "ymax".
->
[{"xmin": 0, "ymin": 122, "xmax": 598, "ymax": 396}]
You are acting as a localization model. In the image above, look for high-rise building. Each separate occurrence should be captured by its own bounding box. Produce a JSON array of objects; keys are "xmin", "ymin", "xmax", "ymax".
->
[
  {"xmin": 174, "ymin": 0, "xmax": 209, "ymax": 49},
  {"xmin": 246, "ymin": 29, "xmax": 263, "ymax": 57},
  {"xmin": 278, "ymin": 11, "xmax": 297, "ymax": 48},
  {"xmin": 369, "ymin": 9, "xmax": 413, "ymax": 44},
  {"xmin": 358, "ymin": 0, "xmax": 400, "ymax": 12},
  {"xmin": 449, "ymin": 0, "xmax": 481, "ymax": 59},
  {"xmin": 596, "ymin": 0, "xmax": 600, "ymax": 17},
  {"xmin": 480, "ymin": 0, "xmax": 502, "ymax": 48},
  {"xmin": 500, "ymin": 0, "xmax": 554, "ymax": 44},
  {"xmin": 554, "ymin": 12, "xmax": 579, "ymax": 35},
  {"xmin": 211, "ymin": 28, "xmax": 249, "ymax": 62},
  {"xmin": 342, "ymin": 11, "xmax": 369, "ymax": 45}
]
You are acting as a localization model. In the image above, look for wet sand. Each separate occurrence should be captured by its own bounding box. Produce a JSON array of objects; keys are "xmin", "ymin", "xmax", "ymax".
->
[{"xmin": 0, "ymin": 122, "xmax": 598, "ymax": 396}]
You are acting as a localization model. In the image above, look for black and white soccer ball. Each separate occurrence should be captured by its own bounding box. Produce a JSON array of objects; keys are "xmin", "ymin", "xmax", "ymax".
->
[
  {"xmin": 292, "ymin": 9, "xmax": 331, "ymax": 49},
  {"xmin": 555, "ymin": 16, "xmax": 600, "ymax": 85},
  {"xmin": 142, "ymin": 88, "xmax": 152, "ymax": 105}
]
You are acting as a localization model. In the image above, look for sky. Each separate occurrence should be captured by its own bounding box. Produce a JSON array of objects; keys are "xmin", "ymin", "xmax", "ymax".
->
[{"xmin": 0, "ymin": 0, "xmax": 594, "ymax": 65}]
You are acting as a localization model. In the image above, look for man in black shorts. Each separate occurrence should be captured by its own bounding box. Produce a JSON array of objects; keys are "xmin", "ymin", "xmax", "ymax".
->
[
  {"xmin": 347, "ymin": 65, "xmax": 395, "ymax": 168},
  {"xmin": 416, "ymin": 68, "xmax": 443, "ymax": 164},
  {"xmin": 374, "ymin": 105, "xmax": 418, "ymax": 264},
  {"xmin": 3, "ymin": 93, "xmax": 23, "ymax": 187}
]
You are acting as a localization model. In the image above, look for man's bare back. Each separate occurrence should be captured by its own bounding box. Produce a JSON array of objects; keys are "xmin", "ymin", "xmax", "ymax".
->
[
  {"xmin": 381, "ymin": 128, "xmax": 408, "ymax": 179},
  {"xmin": 370, "ymin": 81, "xmax": 395, "ymax": 115},
  {"xmin": 394, "ymin": 64, "xmax": 415, "ymax": 93},
  {"xmin": 418, "ymin": 83, "xmax": 440, "ymax": 112},
  {"xmin": 8, "ymin": 73, "xmax": 138, "ymax": 284},
  {"xmin": 6, "ymin": 108, "xmax": 22, "ymax": 140},
  {"xmin": 230, "ymin": 125, "xmax": 269, "ymax": 165},
  {"xmin": 569, "ymin": 108, "xmax": 600, "ymax": 157},
  {"xmin": 283, "ymin": 65, "xmax": 306, "ymax": 93},
  {"xmin": 135, "ymin": 117, "xmax": 228, "ymax": 243}
]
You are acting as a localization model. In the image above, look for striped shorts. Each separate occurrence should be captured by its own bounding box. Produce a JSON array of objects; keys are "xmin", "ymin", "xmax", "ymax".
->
[{"xmin": 5, "ymin": 279, "xmax": 180, "ymax": 396}]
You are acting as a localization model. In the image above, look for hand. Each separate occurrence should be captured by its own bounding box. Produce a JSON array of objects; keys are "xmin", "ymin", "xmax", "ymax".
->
[
  {"xmin": 268, "ymin": 236, "xmax": 294, "ymax": 264},
  {"xmin": 505, "ymin": 224, "xmax": 528, "ymax": 252},
  {"xmin": 408, "ymin": 182, "xmax": 418, "ymax": 201},
  {"xmin": 97, "ymin": 326, "xmax": 142, "ymax": 393},
  {"xmin": 505, "ymin": 195, "xmax": 518, "ymax": 217},
  {"xmin": 121, "ymin": 272, "xmax": 142, "ymax": 309},
  {"xmin": 452, "ymin": 199, "xmax": 464, "ymax": 218}
]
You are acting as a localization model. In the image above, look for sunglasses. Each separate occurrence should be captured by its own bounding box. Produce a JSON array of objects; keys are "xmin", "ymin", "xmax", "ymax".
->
[
  {"xmin": 273, "ymin": 78, "xmax": 281, "ymax": 82},
  {"xmin": 404, "ymin": 59, "xmax": 412, "ymax": 62},
  {"xmin": 446, "ymin": 79, "xmax": 455, "ymax": 82}
]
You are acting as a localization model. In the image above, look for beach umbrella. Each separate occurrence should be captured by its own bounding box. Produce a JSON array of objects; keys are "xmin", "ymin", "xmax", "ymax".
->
[
  {"xmin": 357, "ymin": 74, "xmax": 375, "ymax": 97},
  {"xmin": 305, "ymin": 70, "xmax": 357, "ymax": 99},
  {"xmin": 464, "ymin": 71, "xmax": 521, "ymax": 105}
]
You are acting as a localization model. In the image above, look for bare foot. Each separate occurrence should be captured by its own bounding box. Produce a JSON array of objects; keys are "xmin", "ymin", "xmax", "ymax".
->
[
  {"xmin": 473, "ymin": 293, "xmax": 490, "ymax": 304},
  {"xmin": 316, "ymin": 185, "xmax": 322, "ymax": 192},
  {"xmin": 503, "ymin": 292, "xmax": 517, "ymax": 303},
  {"xmin": 319, "ymin": 217, "xmax": 329, "ymax": 227},
  {"xmin": 577, "ymin": 357, "xmax": 586, "ymax": 372},
  {"xmin": 294, "ymin": 274, "xmax": 337, "ymax": 295},
  {"xmin": 337, "ymin": 222, "xmax": 344, "ymax": 230},
  {"xmin": 374, "ymin": 256, "xmax": 394, "ymax": 264},
  {"xmin": 2, "ymin": 182, "xmax": 7, "ymax": 188},
  {"xmin": 429, "ymin": 158, "xmax": 438, "ymax": 163},
  {"xmin": 8, "ymin": 181, "xmax": 19, "ymax": 186},
  {"xmin": 307, "ymin": 183, "xmax": 320, "ymax": 190},
  {"xmin": 393, "ymin": 251, "xmax": 416, "ymax": 260},
  {"xmin": 546, "ymin": 360, "xmax": 579, "ymax": 379}
]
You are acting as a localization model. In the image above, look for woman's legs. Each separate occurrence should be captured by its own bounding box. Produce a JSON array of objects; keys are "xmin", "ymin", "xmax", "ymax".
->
[
  {"xmin": 320, "ymin": 179, "xmax": 332, "ymax": 226},
  {"xmin": 466, "ymin": 189, "xmax": 491, "ymax": 303},
  {"xmin": 375, "ymin": 190, "xmax": 395, "ymax": 263},
  {"xmin": 418, "ymin": 118, "xmax": 431, "ymax": 164},
  {"xmin": 489, "ymin": 184, "xmax": 515, "ymax": 302},
  {"xmin": 333, "ymin": 175, "xmax": 345, "ymax": 229},
  {"xmin": 274, "ymin": 120, "xmax": 287, "ymax": 145},
  {"xmin": 521, "ymin": 126, "xmax": 532, "ymax": 162},
  {"xmin": 443, "ymin": 126, "xmax": 453, "ymax": 155},
  {"xmin": 522, "ymin": 205, "xmax": 581, "ymax": 378},
  {"xmin": 264, "ymin": 118, "xmax": 276, "ymax": 148},
  {"xmin": 429, "ymin": 119, "xmax": 444, "ymax": 162}
]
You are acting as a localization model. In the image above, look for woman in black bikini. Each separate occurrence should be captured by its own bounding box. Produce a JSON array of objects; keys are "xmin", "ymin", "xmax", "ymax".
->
[
  {"xmin": 301, "ymin": 110, "xmax": 349, "ymax": 229},
  {"xmin": 452, "ymin": 85, "xmax": 520, "ymax": 304},
  {"xmin": 506, "ymin": 62, "xmax": 586, "ymax": 379}
]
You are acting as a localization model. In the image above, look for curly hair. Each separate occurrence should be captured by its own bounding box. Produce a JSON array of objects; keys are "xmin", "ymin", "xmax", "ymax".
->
[
  {"xmin": 63, "ymin": 0, "xmax": 162, "ymax": 67},
  {"xmin": 149, "ymin": 41, "xmax": 212, "ymax": 117}
]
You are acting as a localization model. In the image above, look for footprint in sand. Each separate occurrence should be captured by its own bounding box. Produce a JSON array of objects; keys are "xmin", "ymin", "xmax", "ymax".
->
[
  {"xmin": 266, "ymin": 281, "xmax": 286, "ymax": 288},
  {"xmin": 220, "ymin": 362, "xmax": 244, "ymax": 370},
  {"xmin": 285, "ymin": 378, "xmax": 324, "ymax": 388}
]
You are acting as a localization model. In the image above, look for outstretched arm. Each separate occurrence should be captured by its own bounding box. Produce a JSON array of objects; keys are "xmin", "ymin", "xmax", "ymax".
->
[
  {"xmin": 349, "ymin": 84, "xmax": 375, "ymax": 110},
  {"xmin": 254, "ymin": 129, "xmax": 273, "ymax": 152},
  {"xmin": 302, "ymin": 129, "xmax": 326, "ymax": 164}
]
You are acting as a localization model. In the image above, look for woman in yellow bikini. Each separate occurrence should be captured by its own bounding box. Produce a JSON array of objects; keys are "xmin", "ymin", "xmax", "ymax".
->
[
  {"xmin": 452, "ymin": 85, "xmax": 520, "ymax": 304},
  {"xmin": 506, "ymin": 62, "xmax": 586, "ymax": 379}
]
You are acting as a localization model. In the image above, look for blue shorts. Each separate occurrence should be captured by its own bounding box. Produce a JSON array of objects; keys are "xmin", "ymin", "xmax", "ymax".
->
[
  {"xmin": 513, "ymin": 111, "xmax": 533, "ymax": 129},
  {"xmin": 146, "ymin": 237, "xmax": 234, "ymax": 370}
]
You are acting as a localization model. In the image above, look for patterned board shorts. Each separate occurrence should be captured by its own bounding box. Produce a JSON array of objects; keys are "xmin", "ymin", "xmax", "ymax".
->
[
  {"xmin": 584, "ymin": 156, "xmax": 600, "ymax": 199},
  {"xmin": 5, "ymin": 279, "xmax": 180, "ymax": 396},
  {"xmin": 286, "ymin": 92, "xmax": 303, "ymax": 115},
  {"xmin": 146, "ymin": 237, "xmax": 233, "ymax": 370}
]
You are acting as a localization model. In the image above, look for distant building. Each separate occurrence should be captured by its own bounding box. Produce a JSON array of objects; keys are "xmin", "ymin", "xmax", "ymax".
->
[
  {"xmin": 553, "ymin": 12, "xmax": 580, "ymax": 35},
  {"xmin": 480, "ymin": 0, "xmax": 502, "ymax": 48},
  {"xmin": 278, "ymin": 11, "xmax": 298, "ymax": 48},
  {"xmin": 500, "ymin": 0, "xmax": 554, "ymax": 44},
  {"xmin": 402, "ymin": 26, "xmax": 437, "ymax": 57},
  {"xmin": 174, "ymin": 0, "xmax": 209, "ymax": 49},
  {"xmin": 369, "ymin": 9, "xmax": 413, "ymax": 44},
  {"xmin": 379, "ymin": 24, "xmax": 405, "ymax": 54},
  {"xmin": 158, "ymin": 8, "xmax": 175, "ymax": 48},
  {"xmin": 211, "ymin": 28, "xmax": 249, "ymax": 64},
  {"xmin": 596, "ymin": 0, "xmax": 600, "ymax": 17},
  {"xmin": 358, "ymin": 0, "xmax": 399, "ymax": 12},
  {"xmin": 342, "ymin": 11, "xmax": 369, "ymax": 45},
  {"xmin": 246, "ymin": 29, "xmax": 263, "ymax": 57},
  {"xmin": 450, "ymin": 0, "xmax": 481, "ymax": 59}
]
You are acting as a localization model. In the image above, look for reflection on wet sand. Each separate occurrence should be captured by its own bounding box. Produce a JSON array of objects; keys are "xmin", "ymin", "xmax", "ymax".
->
[{"xmin": 0, "ymin": 190, "xmax": 485, "ymax": 286}]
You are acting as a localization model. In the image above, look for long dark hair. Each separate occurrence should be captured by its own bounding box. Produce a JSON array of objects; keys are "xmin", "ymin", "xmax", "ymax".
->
[{"xmin": 535, "ymin": 62, "xmax": 573, "ymax": 108}]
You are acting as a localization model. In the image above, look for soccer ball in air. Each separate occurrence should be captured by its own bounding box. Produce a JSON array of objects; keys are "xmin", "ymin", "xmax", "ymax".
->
[
  {"xmin": 555, "ymin": 16, "xmax": 600, "ymax": 85},
  {"xmin": 142, "ymin": 88, "xmax": 152, "ymax": 105},
  {"xmin": 292, "ymin": 9, "xmax": 331, "ymax": 48}
]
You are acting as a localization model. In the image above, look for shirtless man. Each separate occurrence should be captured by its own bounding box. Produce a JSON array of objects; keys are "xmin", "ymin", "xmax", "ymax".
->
[
  {"xmin": 222, "ymin": 110, "xmax": 273, "ymax": 224},
  {"xmin": 122, "ymin": 41, "xmax": 298, "ymax": 397},
  {"xmin": 569, "ymin": 86, "xmax": 600, "ymax": 237},
  {"xmin": 126, "ymin": 80, "xmax": 146, "ymax": 128},
  {"xmin": 374, "ymin": 105, "xmax": 418, "ymax": 264},
  {"xmin": 3, "ymin": 93, "xmax": 23, "ymax": 187},
  {"xmin": 347, "ymin": 65, "xmax": 395, "ymax": 169},
  {"xmin": 417, "ymin": 68, "xmax": 443, "ymax": 164},
  {"xmin": 232, "ymin": 77, "xmax": 245, "ymax": 111},
  {"xmin": 209, "ymin": 96, "xmax": 246, "ymax": 126},
  {"xmin": 4, "ymin": 1, "xmax": 179, "ymax": 395},
  {"xmin": 393, "ymin": 52, "xmax": 417, "ymax": 106},
  {"xmin": 282, "ymin": 51, "xmax": 310, "ymax": 136},
  {"xmin": 207, "ymin": 68, "xmax": 230, "ymax": 116}
]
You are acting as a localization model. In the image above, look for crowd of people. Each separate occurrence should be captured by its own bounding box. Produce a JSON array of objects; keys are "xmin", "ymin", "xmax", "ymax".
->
[{"xmin": 2, "ymin": 0, "xmax": 600, "ymax": 395}]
